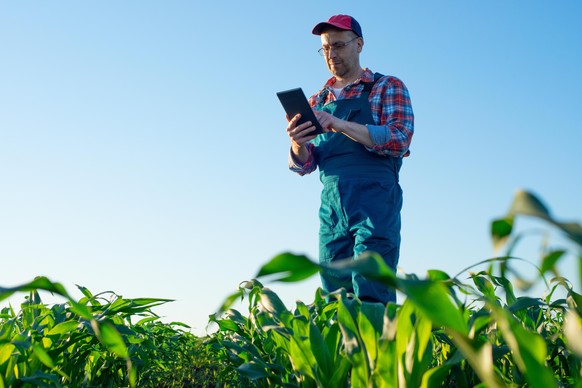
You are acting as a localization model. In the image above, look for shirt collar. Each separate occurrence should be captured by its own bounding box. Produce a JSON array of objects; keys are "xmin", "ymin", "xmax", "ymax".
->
[{"xmin": 323, "ymin": 68, "xmax": 374, "ymax": 89}]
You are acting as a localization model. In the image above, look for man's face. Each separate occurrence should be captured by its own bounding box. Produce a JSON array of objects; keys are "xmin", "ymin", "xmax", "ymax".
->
[{"xmin": 320, "ymin": 30, "xmax": 362, "ymax": 78}]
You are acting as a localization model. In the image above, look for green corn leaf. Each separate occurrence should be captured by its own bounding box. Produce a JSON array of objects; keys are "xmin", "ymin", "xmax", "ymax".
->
[
  {"xmin": 321, "ymin": 319, "xmax": 342, "ymax": 359},
  {"xmin": 0, "ymin": 277, "xmax": 93, "ymax": 320},
  {"xmin": 224, "ymin": 309, "xmax": 248, "ymax": 327},
  {"xmin": 295, "ymin": 300, "xmax": 310, "ymax": 319},
  {"xmin": 568, "ymin": 289, "xmax": 582, "ymax": 317},
  {"xmin": 322, "ymin": 323, "xmax": 344, "ymax": 369},
  {"xmin": 216, "ymin": 289, "xmax": 245, "ymax": 313},
  {"xmin": 289, "ymin": 320, "xmax": 317, "ymax": 380},
  {"xmin": 358, "ymin": 302, "xmax": 384, "ymax": 368},
  {"xmin": 0, "ymin": 320, "xmax": 16, "ymax": 342},
  {"xmin": 401, "ymin": 279, "xmax": 468, "ymax": 335},
  {"xmin": 372, "ymin": 304, "xmax": 398, "ymax": 386},
  {"xmin": 309, "ymin": 319, "xmax": 333, "ymax": 379},
  {"xmin": 426, "ymin": 269, "xmax": 452, "ymax": 282},
  {"xmin": 395, "ymin": 300, "xmax": 434, "ymax": 387},
  {"xmin": 336, "ymin": 296, "xmax": 362, "ymax": 357},
  {"xmin": 472, "ymin": 275, "xmax": 496, "ymax": 298},
  {"xmin": 47, "ymin": 320, "xmax": 80, "ymax": 336},
  {"xmin": 129, "ymin": 365, "xmax": 137, "ymax": 388},
  {"xmin": 0, "ymin": 343, "xmax": 15, "ymax": 366},
  {"xmin": 237, "ymin": 362, "xmax": 269, "ymax": 380},
  {"xmin": 506, "ymin": 190, "xmax": 582, "ymax": 247},
  {"xmin": 491, "ymin": 217, "xmax": 514, "ymax": 251},
  {"xmin": 493, "ymin": 275, "xmax": 517, "ymax": 305},
  {"xmin": 108, "ymin": 298, "xmax": 173, "ymax": 315},
  {"xmin": 540, "ymin": 250, "xmax": 566, "ymax": 274},
  {"xmin": 258, "ymin": 289, "xmax": 291, "ymax": 325},
  {"xmin": 32, "ymin": 344, "xmax": 55, "ymax": 369},
  {"xmin": 337, "ymin": 296, "xmax": 371, "ymax": 386},
  {"xmin": 219, "ymin": 339, "xmax": 264, "ymax": 361},
  {"xmin": 135, "ymin": 316, "xmax": 159, "ymax": 326},
  {"xmin": 214, "ymin": 318, "xmax": 241, "ymax": 333},
  {"xmin": 325, "ymin": 252, "xmax": 398, "ymax": 287},
  {"xmin": 329, "ymin": 356, "xmax": 351, "ymax": 387},
  {"xmin": 508, "ymin": 297, "xmax": 544, "ymax": 314},
  {"xmin": 106, "ymin": 298, "xmax": 130, "ymax": 314},
  {"xmin": 167, "ymin": 321, "xmax": 190, "ymax": 328},
  {"xmin": 449, "ymin": 332, "xmax": 504, "ymax": 388},
  {"xmin": 557, "ymin": 221, "xmax": 582, "ymax": 247},
  {"xmin": 0, "ymin": 277, "xmax": 70, "ymax": 303},
  {"xmin": 293, "ymin": 301, "xmax": 333, "ymax": 380},
  {"xmin": 76, "ymin": 285, "xmax": 96, "ymax": 303},
  {"xmin": 19, "ymin": 372, "xmax": 61, "ymax": 385},
  {"xmin": 67, "ymin": 303, "xmax": 93, "ymax": 320},
  {"xmin": 256, "ymin": 252, "xmax": 320, "ymax": 282},
  {"xmin": 563, "ymin": 309, "xmax": 582, "ymax": 358},
  {"xmin": 420, "ymin": 364, "xmax": 454, "ymax": 388},
  {"xmin": 396, "ymin": 301, "xmax": 416, "ymax": 379},
  {"xmin": 492, "ymin": 306, "xmax": 556, "ymax": 388},
  {"xmin": 507, "ymin": 190, "xmax": 552, "ymax": 219},
  {"xmin": 471, "ymin": 312, "xmax": 492, "ymax": 336},
  {"xmin": 414, "ymin": 313, "xmax": 433, "ymax": 368},
  {"xmin": 97, "ymin": 322, "xmax": 129, "ymax": 359}
]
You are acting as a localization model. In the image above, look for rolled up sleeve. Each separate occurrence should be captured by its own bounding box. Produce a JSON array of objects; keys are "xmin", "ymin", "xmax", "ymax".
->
[
  {"xmin": 366, "ymin": 77, "xmax": 414, "ymax": 157},
  {"xmin": 288, "ymin": 143, "xmax": 317, "ymax": 176}
]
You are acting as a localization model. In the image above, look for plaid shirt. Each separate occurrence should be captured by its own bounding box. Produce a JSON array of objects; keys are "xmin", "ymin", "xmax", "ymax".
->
[{"xmin": 289, "ymin": 68, "xmax": 414, "ymax": 175}]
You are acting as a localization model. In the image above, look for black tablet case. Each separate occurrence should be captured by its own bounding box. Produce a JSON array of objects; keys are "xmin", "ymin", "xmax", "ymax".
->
[{"xmin": 277, "ymin": 88, "xmax": 324, "ymax": 135}]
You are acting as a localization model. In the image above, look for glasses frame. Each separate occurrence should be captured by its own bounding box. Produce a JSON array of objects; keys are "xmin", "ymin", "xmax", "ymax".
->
[{"xmin": 318, "ymin": 36, "xmax": 359, "ymax": 56}]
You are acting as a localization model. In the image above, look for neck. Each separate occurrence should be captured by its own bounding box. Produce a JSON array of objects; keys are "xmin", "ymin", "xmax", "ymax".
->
[{"xmin": 335, "ymin": 67, "xmax": 363, "ymax": 88}]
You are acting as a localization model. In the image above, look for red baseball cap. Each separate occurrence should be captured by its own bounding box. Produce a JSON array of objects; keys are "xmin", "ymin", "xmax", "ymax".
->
[{"xmin": 312, "ymin": 14, "xmax": 363, "ymax": 38}]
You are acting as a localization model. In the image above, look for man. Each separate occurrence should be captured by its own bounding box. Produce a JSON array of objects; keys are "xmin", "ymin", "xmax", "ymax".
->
[{"xmin": 285, "ymin": 15, "xmax": 414, "ymax": 304}]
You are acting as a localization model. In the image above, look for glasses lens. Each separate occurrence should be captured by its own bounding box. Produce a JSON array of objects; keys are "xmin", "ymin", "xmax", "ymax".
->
[{"xmin": 318, "ymin": 38, "xmax": 357, "ymax": 56}]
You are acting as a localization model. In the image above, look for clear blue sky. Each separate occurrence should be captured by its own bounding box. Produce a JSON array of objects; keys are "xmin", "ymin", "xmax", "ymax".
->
[{"xmin": 1, "ymin": 1, "xmax": 581, "ymax": 336}]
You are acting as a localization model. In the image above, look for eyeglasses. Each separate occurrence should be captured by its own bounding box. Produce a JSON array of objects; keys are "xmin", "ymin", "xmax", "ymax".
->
[{"xmin": 318, "ymin": 37, "xmax": 359, "ymax": 56}]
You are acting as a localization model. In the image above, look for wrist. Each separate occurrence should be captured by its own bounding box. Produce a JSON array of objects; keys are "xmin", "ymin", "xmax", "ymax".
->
[{"xmin": 291, "ymin": 143, "xmax": 303, "ymax": 155}]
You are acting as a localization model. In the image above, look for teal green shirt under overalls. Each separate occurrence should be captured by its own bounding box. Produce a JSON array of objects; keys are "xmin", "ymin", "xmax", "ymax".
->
[{"xmin": 312, "ymin": 74, "xmax": 402, "ymax": 304}]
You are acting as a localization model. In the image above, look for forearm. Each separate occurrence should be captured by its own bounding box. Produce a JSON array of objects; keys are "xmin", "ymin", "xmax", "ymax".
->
[
  {"xmin": 334, "ymin": 118, "xmax": 413, "ymax": 158},
  {"xmin": 291, "ymin": 143, "xmax": 310, "ymax": 164},
  {"xmin": 333, "ymin": 120, "xmax": 374, "ymax": 148}
]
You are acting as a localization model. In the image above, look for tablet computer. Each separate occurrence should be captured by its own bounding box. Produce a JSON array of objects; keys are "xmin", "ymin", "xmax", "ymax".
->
[{"xmin": 276, "ymin": 88, "xmax": 324, "ymax": 136}]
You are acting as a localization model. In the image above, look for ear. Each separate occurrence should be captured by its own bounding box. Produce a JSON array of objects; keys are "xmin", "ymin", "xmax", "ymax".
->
[{"xmin": 357, "ymin": 38, "xmax": 364, "ymax": 53}]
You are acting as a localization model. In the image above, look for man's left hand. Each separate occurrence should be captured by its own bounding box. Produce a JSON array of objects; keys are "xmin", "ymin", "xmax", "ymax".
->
[{"xmin": 314, "ymin": 110, "xmax": 342, "ymax": 133}]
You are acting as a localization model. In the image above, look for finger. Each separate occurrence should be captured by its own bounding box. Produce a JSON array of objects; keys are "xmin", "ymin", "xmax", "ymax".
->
[
  {"xmin": 286, "ymin": 114, "xmax": 303, "ymax": 134},
  {"xmin": 291, "ymin": 124, "xmax": 316, "ymax": 141},
  {"xmin": 298, "ymin": 124, "xmax": 318, "ymax": 138},
  {"xmin": 289, "ymin": 113, "xmax": 301, "ymax": 124}
]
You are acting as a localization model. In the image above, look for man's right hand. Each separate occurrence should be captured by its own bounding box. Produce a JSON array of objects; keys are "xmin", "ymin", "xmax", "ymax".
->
[{"xmin": 286, "ymin": 113, "xmax": 318, "ymax": 163}]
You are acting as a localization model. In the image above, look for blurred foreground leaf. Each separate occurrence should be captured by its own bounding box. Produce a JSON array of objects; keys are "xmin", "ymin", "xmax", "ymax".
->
[
  {"xmin": 256, "ymin": 252, "xmax": 320, "ymax": 282},
  {"xmin": 503, "ymin": 190, "xmax": 582, "ymax": 247}
]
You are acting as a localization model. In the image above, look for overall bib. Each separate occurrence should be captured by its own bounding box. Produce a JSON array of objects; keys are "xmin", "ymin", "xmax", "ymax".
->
[{"xmin": 313, "ymin": 76, "xmax": 403, "ymax": 304}]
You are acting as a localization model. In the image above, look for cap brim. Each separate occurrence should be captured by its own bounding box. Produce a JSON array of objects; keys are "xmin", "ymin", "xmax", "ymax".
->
[{"xmin": 312, "ymin": 22, "xmax": 351, "ymax": 35}]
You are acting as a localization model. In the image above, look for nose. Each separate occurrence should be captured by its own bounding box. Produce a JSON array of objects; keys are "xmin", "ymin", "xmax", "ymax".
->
[{"xmin": 325, "ymin": 49, "xmax": 337, "ymax": 59}]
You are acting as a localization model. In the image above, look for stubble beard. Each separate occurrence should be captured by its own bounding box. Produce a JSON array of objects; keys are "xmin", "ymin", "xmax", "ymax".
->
[{"xmin": 329, "ymin": 62, "xmax": 348, "ymax": 79}]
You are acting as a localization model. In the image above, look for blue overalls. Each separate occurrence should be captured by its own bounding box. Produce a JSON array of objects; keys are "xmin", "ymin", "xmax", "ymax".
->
[{"xmin": 312, "ymin": 74, "xmax": 403, "ymax": 304}]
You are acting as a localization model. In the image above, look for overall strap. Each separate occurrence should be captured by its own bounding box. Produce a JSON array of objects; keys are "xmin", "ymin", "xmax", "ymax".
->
[{"xmin": 362, "ymin": 72, "xmax": 384, "ymax": 93}]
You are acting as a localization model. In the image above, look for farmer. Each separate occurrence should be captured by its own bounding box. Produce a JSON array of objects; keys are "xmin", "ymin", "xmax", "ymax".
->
[{"xmin": 285, "ymin": 14, "xmax": 414, "ymax": 304}]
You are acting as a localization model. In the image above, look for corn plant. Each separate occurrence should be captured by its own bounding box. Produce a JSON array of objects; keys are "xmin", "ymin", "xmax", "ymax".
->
[
  {"xmin": 0, "ymin": 279, "xmax": 229, "ymax": 387},
  {"xmin": 210, "ymin": 190, "xmax": 582, "ymax": 387}
]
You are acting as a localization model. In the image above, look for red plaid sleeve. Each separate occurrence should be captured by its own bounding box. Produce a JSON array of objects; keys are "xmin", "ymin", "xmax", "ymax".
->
[{"xmin": 367, "ymin": 75, "xmax": 414, "ymax": 157}]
